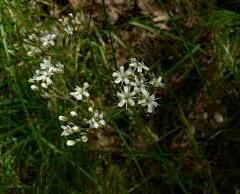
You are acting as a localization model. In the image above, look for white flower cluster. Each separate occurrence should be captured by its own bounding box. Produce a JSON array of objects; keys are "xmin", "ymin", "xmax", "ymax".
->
[
  {"xmin": 57, "ymin": 82, "xmax": 106, "ymax": 146},
  {"xmin": 24, "ymin": 32, "xmax": 57, "ymax": 56},
  {"xmin": 59, "ymin": 106, "xmax": 106, "ymax": 146},
  {"xmin": 58, "ymin": 112, "xmax": 89, "ymax": 146},
  {"xmin": 58, "ymin": 13, "xmax": 82, "ymax": 35},
  {"xmin": 40, "ymin": 33, "xmax": 57, "ymax": 47},
  {"xmin": 87, "ymin": 107, "xmax": 106, "ymax": 129},
  {"xmin": 29, "ymin": 58, "xmax": 64, "ymax": 93},
  {"xmin": 29, "ymin": 60, "xmax": 106, "ymax": 146},
  {"xmin": 25, "ymin": 13, "xmax": 106, "ymax": 147},
  {"xmin": 113, "ymin": 58, "xmax": 165, "ymax": 113}
]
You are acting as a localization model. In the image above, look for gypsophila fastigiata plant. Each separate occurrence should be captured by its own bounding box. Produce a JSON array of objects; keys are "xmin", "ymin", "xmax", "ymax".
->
[
  {"xmin": 30, "ymin": 72, "xmax": 107, "ymax": 146},
  {"xmin": 26, "ymin": 10, "xmax": 164, "ymax": 147},
  {"xmin": 25, "ymin": 12, "xmax": 107, "ymax": 147},
  {"xmin": 112, "ymin": 58, "xmax": 165, "ymax": 113},
  {"xmin": 29, "ymin": 62, "xmax": 107, "ymax": 146},
  {"xmin": 23, "ymin": 30, "xmax": 57, "ymax": 56}
]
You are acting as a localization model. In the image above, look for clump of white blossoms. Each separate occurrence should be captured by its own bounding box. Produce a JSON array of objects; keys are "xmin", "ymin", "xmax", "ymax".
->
[
  {"xmin": 113, "ymin": 58, "xmax": 165, "ymax": 113},
  {"xmin": 26, "ymin": 12, "xmax": 108, "ymax": 148},
  {"xmin": 59, "ymin": 106, "xmax": 106, "ymax": 146},
  {"xmin": 29, "ymin": 58, "xmax": 64, "ymax": 96},
  {"xmin": 29, "ymin": 59, "xmax": 106, "ymax": 146},
  {"xmin": 24, "ymin": 31, "xmax": 57, "ymax": 56},
  {"xmin": 87, "ymin": 107, "xmax": 106, "ymax": 129},
  {"xmin": 23, "ymin": 34, "xmax": 41, "ymax": 56},
  {"xmin": 58, "ymin": 111, "xmax": 89, "ymax": 146},
  {"xmin": 40, "ymin": 33, "xmax": 57, "ymax": 47},
  {"xmin": 57, "ymin": 82, "xmax": 106, "ymax": 146},
  {"xmin": 58, "ymin": 13, "xmax": 83, "ymax": 35}
]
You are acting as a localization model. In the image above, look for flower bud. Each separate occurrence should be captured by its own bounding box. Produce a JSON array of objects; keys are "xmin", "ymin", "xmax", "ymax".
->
[
  {"xmin": 66, "ymin": 140, "xmax": 75, "ymax": 146},
  {"xmin": 31, "ymin": 85, "xmax": 39, "ymax": 91},
  {"xmin": 70, "ymin": 111, "xmax": 78, "ymax": 117},
  {"xmin": 58, "ymin": 115, "xmax": 67, "ymax": 121}
]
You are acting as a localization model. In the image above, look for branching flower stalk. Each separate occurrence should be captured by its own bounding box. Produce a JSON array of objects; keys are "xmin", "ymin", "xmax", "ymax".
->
[
  {"xmin": 27, "ymin": 13, "xmax": 107, "ymax": 146},
  {"xmin": 27, "ymin": 12, "xmax": 164, "ymax": 147}
]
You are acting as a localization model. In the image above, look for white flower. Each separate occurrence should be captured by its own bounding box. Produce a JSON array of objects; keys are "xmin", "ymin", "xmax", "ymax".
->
[
  {"xmin": 28, "ymin": 78, "xmax": 35, "ymax": 83},
  {"xmin": 61, "ymin": 124, "xmax": 80, "ymax": 137},
  {"xmin": 88, "ymin": 109, "xmax": 106, "ymax": 129},
  {"xmin": 70, "ymin": 82, "xmax": 90, "ymax": 101},
  {"xmin": 41, "ymin": 82, "xmax": 48, "ymax": 89},
  {"xmin": 72, "ymin": 125, "xmax": 80, "ymax": 132},
  {"xmin": 214, "ymin": 112, "xmax": 224, "ymax": 123},
  {"xmin": 40, "ymin": 59, "xmax": 64, "ymax": 73},
  {"xmin": 70, "ymin": 111, "xmax": 78, "ymax": 117},
  {"xmin": 61, "ymin": 125, "xmax": 73, "ymax": 136},
  {"xmin": 130, "ymin": 76, "xmax": 147, "ymax": 93},
  {"xmin": 58, "ymin": 115, "xmax": 67, "ymax": 121},
  {"xmin": 150, "ymin": 75, "xmax": 165, "ymax": 88},
  {"xmin": 24, "ymin": 33, "xmax": 56, "ymax": 56},
  {"xmin": 66, "ymin": 140, "xmax": 76, "ymax": 146},
  {"xmin": 58, "ymin": 13, "xmax": 82, "ymax": 35},
  {"xmin": 81, "ymin": 135, "xmax": 88, "ymax": 142},
  {"xmin": 138, "ymin": 90, "xmax": 158, "ymax": 113},
  {"xmin": 64, "ymin": 26, "xmax": 74, "ymax": 35},
  {"xmin": 40, "ymin": 33, "xmax": 56, "ymax": 47},
  {"xmin": 30, "ymin": 85, "xmax": 39, "ymax": 91},
  {"xmin": 112, "ymin": 66, "xmax": 133, "ymax": 84},
  {"xmin": 40, "ymin": 58, "xmax": 52, "ymax": 70},
  {"xmin": 117, "ymin": 86, "xmax": 136, "ymax": 108},
  {"xmin": 88, "ymin": 106, "xmax": 94, "ymax": 112},
  {"xmin": 33, "ymin": 70, "xmax": 53, "ymax": 86},
  {"xmin": 129, "ymin": 58, "xmax": 149, "ymax": 73},
  {"xmin": 29, "ymin": 58, "xmax": 64, "ymax": 90}
]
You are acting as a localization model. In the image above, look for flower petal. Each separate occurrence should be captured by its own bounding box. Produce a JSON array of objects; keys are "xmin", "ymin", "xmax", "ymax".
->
[
  {"xmin": 128, "ymin": 99, "xmax": 135, "ymax": 106},
  {"xmin": 118, "ymin": 100, "xmax": 126, "ymax": 107}
]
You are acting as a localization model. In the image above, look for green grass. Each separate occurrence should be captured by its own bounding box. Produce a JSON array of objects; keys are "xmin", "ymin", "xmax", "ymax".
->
[{"xmin": 0, "ymin": 0, "xmax": 240, "ymax": 193}]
